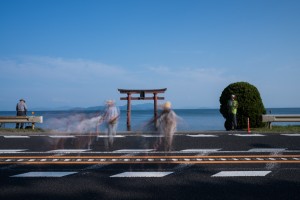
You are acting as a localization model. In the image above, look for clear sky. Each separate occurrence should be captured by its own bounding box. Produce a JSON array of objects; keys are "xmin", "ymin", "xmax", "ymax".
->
[{"xmin": 0, "ymin": 0, "xmax": 299, "ymax": 111}]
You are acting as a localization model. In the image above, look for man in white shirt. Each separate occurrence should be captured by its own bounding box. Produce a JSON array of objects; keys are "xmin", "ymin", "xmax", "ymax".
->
[{"xmin": 101, "ymin": 100, "xmax": 120, "ymax": 149}]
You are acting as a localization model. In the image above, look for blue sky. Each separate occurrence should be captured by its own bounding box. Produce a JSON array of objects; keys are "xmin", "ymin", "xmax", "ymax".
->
[{"xmin": 0, "ymin": 0, "xmax": 299, "ymax": 111}]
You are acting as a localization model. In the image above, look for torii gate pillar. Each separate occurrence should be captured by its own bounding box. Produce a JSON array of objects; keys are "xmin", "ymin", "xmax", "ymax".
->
[{"xmin": 118, "ymin": 88, "xmax": 167, "ymax": 131}]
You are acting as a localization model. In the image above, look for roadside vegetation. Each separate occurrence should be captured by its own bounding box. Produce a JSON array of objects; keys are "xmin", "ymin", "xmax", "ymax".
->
[
  {"xmin": 219, "ymin": 82, "xmax": 266, "ymax": 130},
  {"xmin": 0, "ymin": 128, "xmax": 45, "ymax": 133},
  {"xmin": 251, "ymin": 125, "xmax": 300, "ymax": 133}
]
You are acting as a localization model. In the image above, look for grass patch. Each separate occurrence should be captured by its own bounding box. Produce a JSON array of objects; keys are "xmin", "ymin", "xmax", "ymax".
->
[
  {"xmin": 0, "ymin": 127, "xmax": 45, "ymax": 132},
  {"xmin": 252, "ymin": 125, "xmax": 300, "ymax": 133}
]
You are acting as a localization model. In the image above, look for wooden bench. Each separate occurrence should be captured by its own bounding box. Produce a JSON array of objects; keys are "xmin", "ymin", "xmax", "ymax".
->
[
  {"xmin": 262, "ymin": 114, "xmax": 300, "ymax": 129},
  {"xmin": 0, "ymin": 116, "xmax": 43, "ymax": 130}
]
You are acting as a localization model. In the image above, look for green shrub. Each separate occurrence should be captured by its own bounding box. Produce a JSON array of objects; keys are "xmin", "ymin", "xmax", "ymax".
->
[{"xmin": 219, "ymin": 82, "xmax": 266, "ymax": 130}]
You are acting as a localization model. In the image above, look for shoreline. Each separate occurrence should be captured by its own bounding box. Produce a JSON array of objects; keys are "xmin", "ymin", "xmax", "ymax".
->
[{"xmin": 0, "ymin": 128, "xmax": 299, "ymax": 135}]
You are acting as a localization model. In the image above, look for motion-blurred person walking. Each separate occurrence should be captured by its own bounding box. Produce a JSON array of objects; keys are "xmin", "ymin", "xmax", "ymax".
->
[{"xmin": 156, "ymin": 101, "xmax": 177, "ymax": 151}]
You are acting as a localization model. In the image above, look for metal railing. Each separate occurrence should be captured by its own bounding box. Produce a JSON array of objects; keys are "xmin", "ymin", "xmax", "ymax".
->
[
  {"xmin": 0, "ymin": 116, "xmax": 43, "ymax": 129},
  {"xmin": 262, "ymin": 114, "xmax": 300, "ymax": 129}
]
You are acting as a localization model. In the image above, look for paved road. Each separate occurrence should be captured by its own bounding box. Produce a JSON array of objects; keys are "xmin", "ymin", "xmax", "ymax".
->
[{"xmin": 0, "ymin": 131, "xmax": 300, "ymax": 200}]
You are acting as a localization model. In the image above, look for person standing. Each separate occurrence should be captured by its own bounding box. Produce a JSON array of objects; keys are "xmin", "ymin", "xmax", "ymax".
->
[
  {"xmin": 101, "ymin": 100, "xmax": 120, "ymax": 149},
  {"xmin": 156, "ymin": 101, "xmax": 177, "ymax": 151},
  {"xmin": 16, "ymin": 99, "xmax": 28, "ymax": 129},
  {"xmin": 228, "ymin": 94, "xmax": 238, "ymax": 130}
]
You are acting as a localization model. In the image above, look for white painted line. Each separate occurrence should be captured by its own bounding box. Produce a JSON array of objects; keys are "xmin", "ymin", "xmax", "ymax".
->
[
  {"xmin": 110, "ymin": 172, "xmax": 173, "ymax": 178},
  {"xmin": 49, "ymin": 135, "xmax": 75, "ymax": 138},
  {"xmin": 187, "ymin": 134, "xmax": 217, "ymax": 137},
  {"xmin": 181, "ymin": 149, "xmax": 221, "ymax": 153},
  {"xmin": 114, "ymin": 149, "xmax": 154, "ymax": 152},
  {"xmin": 0, "ymin": 149, "xmax": 27, "ymax": 153},
  {"xmin": 234, "ymin": 134, "xmax": 265, "ymax": 137},
  {"xmin": 142, "ymin": 135, "xmax": 164, "ymax": 138},
  {"xmin": 4, "ymin": 136, "xmax": 30, "ymax": 138},
  {"xmin": 47, "ymin": 149, "xmax": 91, "ymax": 153},
  {"xmin": 97, "ymin": 135, "xmax": 125, "ymax": 138},
  {"xmin": 281, "ymin": 134, "xmax": 300, "ymax": 137},
  {"xmin": 248, "ymin": 148, "xmax": 286, "ymax": 152},
  {"xmin": 212, "ymin": 171, "xmax": 271, "ymax": 177},
  {"xmin": 11, "ymin": 172, "xmax": 77, "ymax": 177}
]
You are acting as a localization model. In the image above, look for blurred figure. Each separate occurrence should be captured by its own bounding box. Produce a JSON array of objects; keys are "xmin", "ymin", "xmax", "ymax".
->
[
  {"xmin": 156, "ymin": 101, "xmax": 177, "ymax": 151},
  {"xmin": 228, "ymin": 94, "xmax": 238, "ymax": 130},
  {"xmin": 16, "ymin": 98, "xmax": 28, "ymax": 129},
  {"xmin": 100, "ymin": 100, "xmax": 120, "ymax": 149}
]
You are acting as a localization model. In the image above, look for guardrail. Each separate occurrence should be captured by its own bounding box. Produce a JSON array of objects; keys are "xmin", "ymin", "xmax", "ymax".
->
[
  {"xmin": 262, "ymin": 114, "xmax": 300, "ymax": 129},
  {"xmin": 0, "ymin": 116, "xmax": 43, "ymax": 130}
]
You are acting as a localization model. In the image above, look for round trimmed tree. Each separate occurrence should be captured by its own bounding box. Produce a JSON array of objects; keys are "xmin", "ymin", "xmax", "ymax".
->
[{"xmin": 219, "ymin": 82, "xmax": 266, "ymax": 130}]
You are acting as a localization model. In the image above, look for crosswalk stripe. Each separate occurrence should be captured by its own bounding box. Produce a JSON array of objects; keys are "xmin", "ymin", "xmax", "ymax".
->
[
  {"xmin": 248, "ymin": 148, "xmax": 286, "ymax": 152},
  {"xmin": 187, "ymin": 134, "xmax": 218, "ymax": 137},
  {"xmin": 110, "ymin": 172, "xmax": 173, "ymax": 178},
  {"xmin": 11, "ymin": 172, "xmax": 77, "ymax": 177},
  {"xmin": 97, "ymin": 135, "xmax": 125, "ymax": 138},
  {"xmin": 114, "ymin": 149, "xmax": 154, "ymax": 152},
  {"xmin": 181, "ymin": 149, "xmax": 220, "ymax": 153},
  {"xmin": 281, "ymin": 134, "xmax": 300, "ymax": 136},
  {"xmin": 47, "ymin": 149, "xmax": 91, "ymax": 153},
  {"xmin": 49, "ymin": 136, "xmax": 75, "ymax": 138},
  {"xmin": 0, "ymin": 149, "xmax": 27, "ymax": 153},
  {"xmin": 212, "ymin": 171, "xmax": 271, "ymax": 177},
  {"xmin": 234, "ymin": 134, "xmax": 265, "ymax": 137},
  {"xmin": 142, "ymin": 135, "xmax": 164, "ymax": 137},
  {"xmin": 3, "ymin": 136, "xmax": 30, "ymax": 138}
]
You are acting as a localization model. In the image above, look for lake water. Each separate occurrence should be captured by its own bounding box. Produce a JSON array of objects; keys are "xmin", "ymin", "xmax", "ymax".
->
[{"xmin": 1, "ymin": 108, "xmax": 300, "ymax": 131}]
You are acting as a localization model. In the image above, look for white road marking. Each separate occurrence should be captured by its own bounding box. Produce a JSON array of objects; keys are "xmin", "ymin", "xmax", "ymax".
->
[
  {"xmin": 49, "ymin": 135, "xmax": 75, "ymax": 138},
  {"xmin": 234, "ymin": 134, "xmax": 265, "ymax": 137},
  {"xmin": 11, "ymin": 172, "xmax": 77, "ymax": 177},
  {"xmin": 97, "ymin": 135, "xmax": 125, "ymax": 138},
  {"xmin": 281, "ymin": 134, "xmax": 300, "ymax": 136},
  {"xmin": 142, "ymin": 135, "xmax": 164, "ymax": 137},
  {"xmin": 212, "ymin": 171, "xmax": 271, "ymax": 177},
  {"xmin": 110, "ymin": 172, "xmax": 173, "ymax": 178},
  {"xmin": 47, "ymin": 149, "xmax": 91, "ymax": 153},
  {"xmin": 187, "ymin": 134, "xmax": 218, "ymax": 137},
  {"xmin": 3, "ymin": 136, "xmax": 30, "ymax": 138},
  {"xmin": 181, "ymin": 149, "xmax": 221, "ymax": 153},
  {"xmin": 114, "ymin": 149, "xmax": 154, "ymax": 153},
  {"xmin": 248, "ymin": 148, "xmax": 286, "ymax": 152},
  {"xmin": 0, "ymin": 149, "xmax": 27, "ymax": 153}
]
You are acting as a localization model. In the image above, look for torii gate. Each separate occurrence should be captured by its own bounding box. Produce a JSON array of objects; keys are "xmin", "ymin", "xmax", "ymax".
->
[{"xmin": 118, "ymin": 88, "xmax": 167, "ymax": 131}]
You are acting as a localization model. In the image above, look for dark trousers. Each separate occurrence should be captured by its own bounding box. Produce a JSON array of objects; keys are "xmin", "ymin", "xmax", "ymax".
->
[
  {"xmin": 16, "ymin": 111, "xmax": 26, "ymax": 129},
  {"xmin": 231, "ymin": 113, "xmax": 237, "ymax": 129}
]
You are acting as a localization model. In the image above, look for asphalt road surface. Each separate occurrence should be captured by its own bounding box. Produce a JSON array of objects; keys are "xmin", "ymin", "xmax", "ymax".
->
[{"xmin": 0, "ymin": 131, "xmax": 300, "ymax": 200}]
